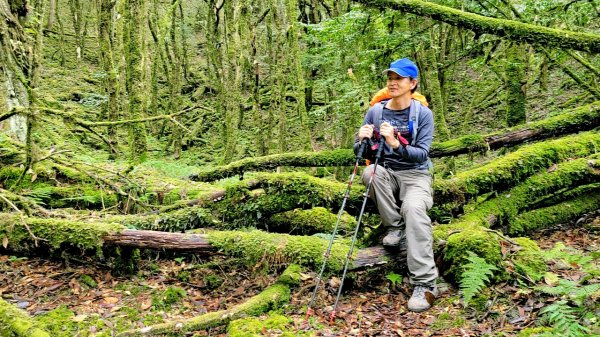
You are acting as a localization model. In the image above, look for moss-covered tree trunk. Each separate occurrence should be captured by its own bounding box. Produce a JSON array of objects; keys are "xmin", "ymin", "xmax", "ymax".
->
[
  {"xmin": 285, "ymin": 0, "xmax": 313, "ymax": 151},
  {"xmin": 504, "ymin": 43, "xmax": 527, "ymax": 126},
  {"xmin": 97, "ymin": 0, "xmax": 119, "ymax": 156},
  {"xmin": 123, "ymin": 0, "xmax": 147, "ymax": 162},
  {"xmin": 0, "ymin": 0, "xmax": 29, "ymax": 143},
  {"xmin": 67, "ymin": 0, "xmax": 86, "ymax": 61}
]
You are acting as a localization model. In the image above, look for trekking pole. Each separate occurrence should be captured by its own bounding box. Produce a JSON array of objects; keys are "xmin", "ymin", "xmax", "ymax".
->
[
  {"xmin": 329, "ymin": 135, "xmax": 386, "ymax": 324},
  {"xmin": 305, "ymin": 139, "xmax": 368, "ymax": 321}
]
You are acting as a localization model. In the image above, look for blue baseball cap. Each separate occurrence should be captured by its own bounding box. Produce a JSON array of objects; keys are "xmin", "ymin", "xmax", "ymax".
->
[{"xmin": 382, "ymin": 58, "xmax": 419, "ymax": 78}]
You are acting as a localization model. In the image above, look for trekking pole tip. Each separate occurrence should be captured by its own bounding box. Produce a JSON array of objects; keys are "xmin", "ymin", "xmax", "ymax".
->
[
  {"xmin": 304, "ymin": 307, "xmax": 314, "ymax": 321},
  {"xmin": 329, "ymin": 310, "xmax": 337, "ymax": 325}
]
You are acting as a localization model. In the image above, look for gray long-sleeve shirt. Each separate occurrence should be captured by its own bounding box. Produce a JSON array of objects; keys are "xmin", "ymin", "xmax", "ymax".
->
[{"xmin": 355, "ymin": 101, "xmax": 434, "ymax": 171}]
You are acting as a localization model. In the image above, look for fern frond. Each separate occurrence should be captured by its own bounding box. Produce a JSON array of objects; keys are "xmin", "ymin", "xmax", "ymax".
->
[
  {"xmin": 540, "ymin": 300, "xmax": 590, "ymax": 337},
  {"xmin": 459, "ymin": 251, "xmax": 498, "ymax": 307},
  {"xmin": 536, "ymin": 280, "xmax": 600, "ymax": 306},
  {"xmin": 23, "ymin": 187, "xmax": 54, "ymax": 205}
]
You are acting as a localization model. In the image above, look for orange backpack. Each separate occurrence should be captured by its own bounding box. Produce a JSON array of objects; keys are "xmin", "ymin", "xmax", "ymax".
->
[{"xmin": 369, "ymin": 88, "xmax": 429, "ymax": 107}]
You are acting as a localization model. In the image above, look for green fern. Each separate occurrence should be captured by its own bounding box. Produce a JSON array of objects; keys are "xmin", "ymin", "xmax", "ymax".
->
[
  {"xmin": 459, "ymin": 251, "xmax": 498, "ymax": 307},
  {"xmin": 24, "ymin": 187, "xmax": 53, "ymax": 205},
  {"xmin": 540, "ymin": 301, "xmax": 590, "ymax": 337},
  {"xmin": 536, "ymin": 280, "xmax": 600, "ymax": 306}
]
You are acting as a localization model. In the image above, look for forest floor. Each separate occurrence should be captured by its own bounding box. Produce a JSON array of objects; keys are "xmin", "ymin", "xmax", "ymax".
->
[{"xmin": 1, "ymin": 219, "xmax": 598, "ymax": 337}]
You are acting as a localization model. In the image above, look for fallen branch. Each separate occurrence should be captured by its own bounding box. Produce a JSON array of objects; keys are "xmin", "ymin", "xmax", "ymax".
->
[
  {"xmin": 116, "ymin": 264, "xmax": 302, "ymax": 337},
  {"xmin": 355, "ymin": 0, "xmax": 600, "ymax": 53}
]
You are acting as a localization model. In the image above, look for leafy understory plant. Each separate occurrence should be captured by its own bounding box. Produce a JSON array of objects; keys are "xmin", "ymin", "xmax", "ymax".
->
[
  {"xmin": 538, "ymin": 300, "xmax": 591, "ymax": 337},
  {"xmin": 385, "ymin": 272, "xmax": 403, "ymax": 288},
  {"xmin": 536, "ymin": 279, "xmax": 600, "ymax": 306},
  {"xmin": 459, "ymin": 251, "xmax": 498, "ymax": 307}
]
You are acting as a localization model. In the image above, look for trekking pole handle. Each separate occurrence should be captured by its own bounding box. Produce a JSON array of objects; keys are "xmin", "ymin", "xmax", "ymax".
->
[
  {"xmin": 356, "ymin": 138, "xmax": 368, "ymax": 160},
  {"xmin": 375, "ymin": 135, "xmax": 386, "ymax": 160}
]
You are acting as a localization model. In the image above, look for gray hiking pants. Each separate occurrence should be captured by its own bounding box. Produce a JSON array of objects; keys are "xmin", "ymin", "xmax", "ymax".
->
[{"xmin": 362, "ymin": 164, "xmax": 438, "ymax": 286}]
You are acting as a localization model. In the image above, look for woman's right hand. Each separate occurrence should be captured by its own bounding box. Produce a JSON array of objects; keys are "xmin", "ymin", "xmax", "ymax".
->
[{"xmin": 358, "ymin": 124, "xmax": 374, "ymax": 140}]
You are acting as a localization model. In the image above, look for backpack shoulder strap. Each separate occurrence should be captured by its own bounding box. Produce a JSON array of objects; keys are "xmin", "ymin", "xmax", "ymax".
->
[
  {"xmin": 408, "ymin": 99, "xmax": 422, "ymax": 146},
  {"xmin": 372, "ymin": 100, "xmax": 387, "ymax": 131}
]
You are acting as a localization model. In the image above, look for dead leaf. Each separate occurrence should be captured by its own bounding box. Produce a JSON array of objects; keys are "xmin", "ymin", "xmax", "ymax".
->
[
  {"xmin": 72, "ymin": 314, "xmax": 88, "ymax": 322},
  {"xmin": 2, "ymin": 236, "xmax": 7, "ymax": 249},
  {"xmin": 544, "ymin": 272, "xmax": 559, "ymax": 286},
  {"xmin": 103, "ymin": 296, "xmax": 119, "ymax": 304},
  {"xmin": 140, "ymin": 299, "xmax": 152, "ymax": 310}
]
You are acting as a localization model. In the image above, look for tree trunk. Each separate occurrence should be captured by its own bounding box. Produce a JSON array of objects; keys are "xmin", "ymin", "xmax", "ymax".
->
[
  {"xmin": 97, "ymin": 0, "xmax": 118, "ymax": 155},
  {"xmin": 0, "ymin": 0, "xmax": 29, "ymax": 142},
  {"xmin": 504, "ymin": 43, "xmax": 527, "ymax": 126},
  {"xmin": 46, "ymin": 0, "xmax": 56, "ymax": 30},
  {"xmin": 123, "ymin": 0, "xmax": 147, "ymax": 162}
]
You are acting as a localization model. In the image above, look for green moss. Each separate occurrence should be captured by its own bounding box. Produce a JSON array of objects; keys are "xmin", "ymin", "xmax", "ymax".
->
[
  {"xmin": 443, "ymin": 228, "xmax": 504, "ymax": 282},
  {"xmin": 105, "ymin": 206, "xmax": 215, "ymax": 232},
  {"xmin": 204, "ymin": 274, "xmax": 223, "ymax": 290},
  {"xmin": 447, "ymin": 157, "xmax": 600, "ymax": 231},
  {"xmin": 227, "ymin": 313, "xmax": 314, "ymax": 337},
  {"xmin": 517, "ymin": 327, "xmax": 554, "ymax": 337},
  {"xmin": 35, "ymin": 305, "xmax": 78, "ymax": 336},
  {"xmin": 277, "ymin": 264, "xmax": 302, "ymax": 286},
  {"xmin": 0, "ymin": 298, "xmax": 51, "ymax": 337},
  {"xmin": 509, "ymin": 190, "xmax": 600, "ymax": 235},
  {"xmin": 430, "ymin": 134, "xmax": 488, "ymax": 157},
  {"xmin": 510, "ymin": 238, "xmax": 546, "ymax": 282},
  {"xmin": 215, "ymin": 172, "xmax": 364, "ymax": 228},
  {"xmin": 0, "ymin": 213, "xmax": 125, "ymax": 253},
  {"xmin": 434, "ymin": 131, "xmax": 600, "ymax": 206},
  {"xmin": 267, "ymin": 207, "xmax": 356, "ymax": 235},
  {"xmin": 208, "ymin": 230, "xmax": 349, "ymax": 272},
  {"xmin": 430, "ymin": 311, "xmax": 467, "ymax": 330},
  {"xmin": 359, "ymin": 0, "xmax": 600, "ymax": 53},
  {"xmin": 79, "ymin": 274, "xmax": 97, "ymax": 288},
  {"xmin": 152, "ymin": 286, "xmax": 187, "ymax": 310}
]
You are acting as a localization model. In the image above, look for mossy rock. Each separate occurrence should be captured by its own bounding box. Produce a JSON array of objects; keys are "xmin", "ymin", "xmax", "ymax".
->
[
  {"xmin": 443, "ymin": 228, "xmax": 505, "ymax": 282},
  {"xmin": 227, "ymin": 313, "xmax": 314, "ymax": 337},
  {"xmin": 510, "ymin": 238, "xmax": 546, "ymax": 282}
]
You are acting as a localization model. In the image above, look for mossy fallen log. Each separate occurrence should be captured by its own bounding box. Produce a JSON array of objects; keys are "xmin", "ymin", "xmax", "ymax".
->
[
  {"xmin": 0, "ymin": 298, "xmax": 52, "ymax": 337},
  {"xmin": 431, "ymin": 102, "xmax": 600, "ymax": 157},
  {"xmin": 0, "ymin": 213, "xmax": 125, "ymax": 252},
  {"xmin": 102, "ymin": 206, "xmax": 216, "ymax": 232},
  {"xmin": 434, "ymin": 131, "xmax": 600, "ymax": 209},
  {"xmin": 0, "ymin": 213, "xmax": 386, "ymax": 270},
  {"xmin": 355, "ymin": 0, "xmax": 600, "ymax": 53},
  {"xmin": 508, "ymin": 189, "xmax": 600, "ymax": 236},
  {"xmin": 211, "ymin": 172, "xmax": 364, "ymax": 227},
  {"xmin": 116, "ymin": 264, "xmax": 302, "ymax": 337},
  {"xmin": 451, "ymin": 157, "xmax": 600, "ymax": 230},
  {"xmin": 266, "ymin": 207, "xmax": 357, "ymax": 236},
  {"xmin": 1, "ymin": 212, "xmax": 548, "ymax": 287},
  {"xmin": 189, "ymin": 105, "xmax": 600, "ymax": 182}
]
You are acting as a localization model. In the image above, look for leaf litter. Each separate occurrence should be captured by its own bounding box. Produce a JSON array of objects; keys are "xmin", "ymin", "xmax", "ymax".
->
[{"xmin": 0, "ymin": 218, "xmax": 597, "ymax": 336}]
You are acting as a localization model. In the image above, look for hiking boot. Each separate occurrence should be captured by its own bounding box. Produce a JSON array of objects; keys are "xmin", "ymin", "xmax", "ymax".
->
[
  {"xmin": 407, "ymin": 285, "xmax": 438, "ymax": 312},
  {"xmin": 382, "ymin": 228, "xmax": 406, "ymax": 249}
]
